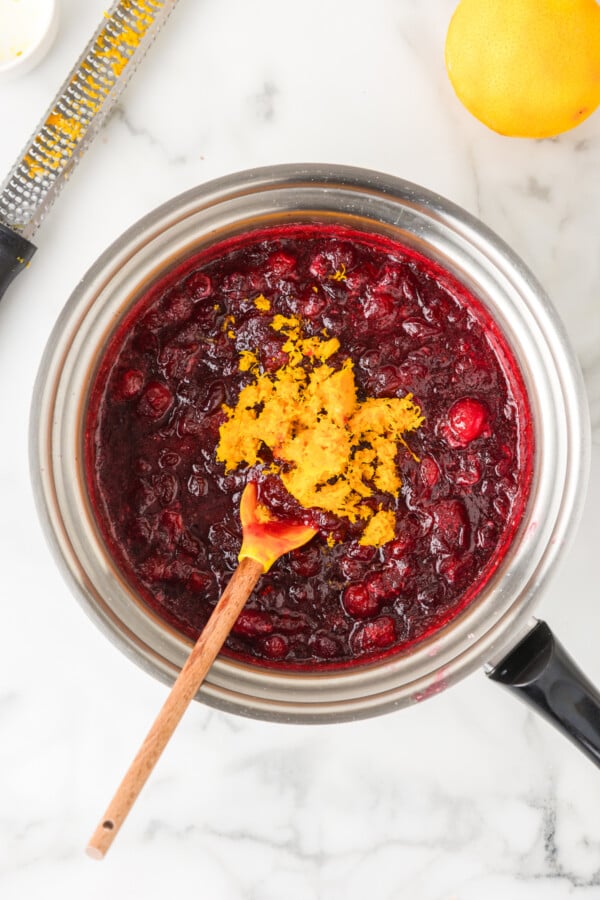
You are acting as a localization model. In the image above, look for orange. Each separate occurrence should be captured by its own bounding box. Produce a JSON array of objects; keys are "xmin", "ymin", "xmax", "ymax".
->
[{"xmin": 445, "ymin": 0, "xmax": 600, "ymax": 138}]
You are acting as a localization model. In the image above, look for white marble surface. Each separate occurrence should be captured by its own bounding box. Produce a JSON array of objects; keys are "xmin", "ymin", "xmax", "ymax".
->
[{"xmin": 1, "ymin": 0, "xmax": 600, "ymax": 895}]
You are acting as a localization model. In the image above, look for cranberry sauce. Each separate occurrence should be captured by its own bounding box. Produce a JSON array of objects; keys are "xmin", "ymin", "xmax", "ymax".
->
[{"xmin": 85, "ymin": 225, "xmax": 533, "ymax": 668}]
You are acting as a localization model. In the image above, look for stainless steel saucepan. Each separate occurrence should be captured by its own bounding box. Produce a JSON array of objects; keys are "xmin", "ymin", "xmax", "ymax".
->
[{"xmin": 30, "ymin": 164, "xmax": 600, "ymax": 767}]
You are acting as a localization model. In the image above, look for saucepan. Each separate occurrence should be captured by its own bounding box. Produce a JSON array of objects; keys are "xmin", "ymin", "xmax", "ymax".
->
[{"xmin": 30, "ymin": 164, "xmax": 600, "ymax": 766}]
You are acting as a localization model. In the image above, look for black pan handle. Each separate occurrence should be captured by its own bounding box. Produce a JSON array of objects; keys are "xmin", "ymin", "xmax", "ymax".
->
[
  {"xmin": 488, "ymin": 620, "xmax": 600, "ymax": 767},
  {"xmin": 0, "ymin": 223, "xmax": 36, "ymax": 302}
]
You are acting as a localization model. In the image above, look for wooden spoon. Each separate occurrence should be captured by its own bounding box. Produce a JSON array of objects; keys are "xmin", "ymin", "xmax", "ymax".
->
[{"xmin": 86, "ymin": 482, "xmax": 317, "ymax": 860}]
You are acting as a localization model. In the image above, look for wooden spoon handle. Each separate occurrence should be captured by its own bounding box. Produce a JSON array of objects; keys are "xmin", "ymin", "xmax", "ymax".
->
[{"xmin": 86, "ymin": 555, "xmax": 264, "ymax": 860}]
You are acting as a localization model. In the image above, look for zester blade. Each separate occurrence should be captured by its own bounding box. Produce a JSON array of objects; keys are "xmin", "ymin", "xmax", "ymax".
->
[{"xmin": 0, "ymin": 0, "xmax": 177, "ymax": 242}]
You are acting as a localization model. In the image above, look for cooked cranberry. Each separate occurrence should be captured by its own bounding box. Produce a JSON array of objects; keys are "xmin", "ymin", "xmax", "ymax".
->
[
  {"xmin": 307, "ymin": 253, "xmax": 327, "ymax": 278},
  {"xmin": 343, "ymin": 268, "xmax": 370, "ymax": 296},
  {"xmin": 358, "ymin": 348, "xmax": 381, "ymax": 372},
  {"xmin": 345, "ymin": 543, "xmax": 377, "ymax": 562},
  {"xmin": 232, "ymin": 609, "xmax": 273, "ymax": 637},
  {"xmin": 366, "ymin": 572, "xmax": 391, "ymax": 603},
  {"xmin": 381, "ymin": 559, "xmax": 410, "ymax": 593},
  {"xmin": 289, "ymin": 546, "xmax": 322, "ymax": 578},
  {"xmin": 185, "ymin": 272, "xmax": 212, "ymax": 300},
  {"xmin": 339, "ymin": 557, "xmax": 368, "ymax": 581},
  {"xmin": 431, "ymin": 499, "xmax": 470, "ymax": 551},
  {"xmin": 385, "ymin": 516, "xmax": 421, "ymax": 558},
  {"xmin": 154, "ymin": 473, "xmax": 179, "ymax": 506},
  {"xmin": 351, "ymin": 616, "xmax": 397, "ymax": 652},
  {"xmin": 437, "ymin": 554, "xmax": 473, "ymax": 585},
  {"xmin": 156, "ymin": 509, "xmax": 185, "ymax": 550},
  {"xmin": 267, "ymin": 251, "xmax": 297, "ymax": 278},
  {"xmin": 164, "ymin": 291, "xmax": 194, "ymax": 322},
  {"xmin": 386, "ymin": 536, "xmax": 414, "ymax": 559},
  {"xmin": 342, "ymin": 583, "xmax": 382, "ymax": 619},
  {"xmin": 137, "ymin": 381, "xmax": 174, "ymax": 419},
  {"xmin": 208, "ymin": 522, "xmax": 240, "ymax": 556},
  {"xmin": 452, "ymin": 453, "xmax": 483, "ymax": 487},
  {"xmin": 310, "ymin": 250, "xmax": 346, "ymax": 279},
  {"xmin": 370, "ymin": 365, "xmax": 406, "ymax": 395},
  {"xmin": 302, "ymin": 292, "xmax": 327, "ymax": 319},
  {"xmin": 441, "ymin": 397, "xmax": 491, "ymax": 448},
  {"xmin": 259, "ymin": 634, "xmax": 289, "ymax": 659},
  {"xmin": 216, "ymin": 471, "xmax": 247, "ymax": 493},
  {"xmin": 159, "ymin": 342, "xmax": 199, "ymax": 380},
  {"xmin": 259, "ymin": 338, "xmax": 289, "ymax": 372},
  {"xmin": 114, "ymin": 368, "xmax": 145, "ymax": 400},
  {"xmin": 310, "ymin": 633, "xmax": 343, "ymax": 659},
  {"xmin": 163, "ymin": 559, "xmax": 193, "ymax": 583},
  {"xmin": 180, "ymin": 532, "xmax": 201, "ymax": 557}
]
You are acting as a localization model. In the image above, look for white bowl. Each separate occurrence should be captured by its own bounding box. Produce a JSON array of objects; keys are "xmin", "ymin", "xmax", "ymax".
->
[{"xmin": 0, "ymin": 0, "xmax": 59, "ymax": 82}]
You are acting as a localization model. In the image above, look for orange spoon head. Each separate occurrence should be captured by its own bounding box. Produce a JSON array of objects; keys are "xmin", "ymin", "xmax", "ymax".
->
[{"xmin": 238, "ymin": 482, "xmax": 318, "ymax": 572}]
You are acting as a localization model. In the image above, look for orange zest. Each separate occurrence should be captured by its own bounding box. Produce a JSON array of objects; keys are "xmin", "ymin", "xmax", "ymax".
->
[{"xmin": 216, "ymin": 309, "xmax": 424, "ymax": 546}]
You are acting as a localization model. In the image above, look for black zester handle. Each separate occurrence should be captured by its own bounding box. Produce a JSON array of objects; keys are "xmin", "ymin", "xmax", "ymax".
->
[{"xmin": 0, "ymin": 224, "xmax": 36, "ymax": 302}]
